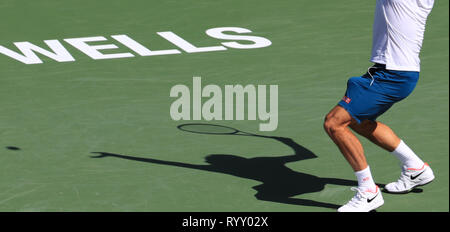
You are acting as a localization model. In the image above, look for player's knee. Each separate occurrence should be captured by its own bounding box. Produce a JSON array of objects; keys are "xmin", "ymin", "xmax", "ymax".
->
[
  {"xmin": 324, "ymin": 106, "xmax": 352, "ymax": 135},
  {"xmin": 323, "ymin": 114, "xmax": 341, "ymax": 135},
  {"xmin": 325, "ymin": 112, "xmax": 353, "ymax": 136}
]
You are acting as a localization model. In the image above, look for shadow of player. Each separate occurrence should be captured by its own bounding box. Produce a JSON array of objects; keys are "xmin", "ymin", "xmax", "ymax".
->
[{"xmin": 91, "ymin": 124, "xmax": 375, "ymax": 210}]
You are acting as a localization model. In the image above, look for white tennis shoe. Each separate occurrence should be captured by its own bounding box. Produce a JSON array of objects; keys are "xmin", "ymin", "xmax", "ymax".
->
[
  {"xmin": 384, "ymin": 163, "xmax": 434, "ymax": 194},
  {"xmin": 338, "ymin": 186, "xmax": 384, "ymax": 212}
]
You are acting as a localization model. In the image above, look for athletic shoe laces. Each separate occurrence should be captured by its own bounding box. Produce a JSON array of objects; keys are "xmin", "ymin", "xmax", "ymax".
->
[
  {"xmin": 346, "ymin": 187, "xmax": 367, "ymax": 207},
  {"xmin": 388, "ymin": 166, "xmax": 414, "ymax": 191}
]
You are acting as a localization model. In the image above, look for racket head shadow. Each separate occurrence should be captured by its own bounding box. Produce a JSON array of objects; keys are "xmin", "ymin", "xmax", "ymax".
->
[{"xmin": 177, "ymin": 123, "xmax": 240, "ymax": 135}]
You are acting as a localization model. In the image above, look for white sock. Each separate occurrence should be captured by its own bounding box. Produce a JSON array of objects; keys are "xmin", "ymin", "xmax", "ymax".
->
[
  {"xmin": 391, "ymin": 140, "xmax": 424, "ymax": 169},
  {"xmin": 355, "ymin": 166, "xmax": 377, "ymax": 191}
]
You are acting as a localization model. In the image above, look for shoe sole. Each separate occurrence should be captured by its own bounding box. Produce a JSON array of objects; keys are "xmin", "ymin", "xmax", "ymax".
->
[
  {"xmin": 337, "ymin": 199, "xmax": 384, "ymax": 212},
  {"xmin": 383, "ymin": 176, "xmax": 435, "ymax": 194}
]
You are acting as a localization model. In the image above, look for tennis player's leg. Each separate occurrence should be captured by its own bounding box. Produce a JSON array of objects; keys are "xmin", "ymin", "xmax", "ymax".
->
[
  {"xmin": 323, "ymin": 105, "xmax": 368, "ymax": 172},
  {"xmin": 324, "ymin": 105, "xmax": 383, "ymax": 212},
  {"xmin": 324, "ymin": 73, "xmax": 389, "ymax": 212},
  {"xmin": 349, "ymin": 120, "xmax": 400, "ymax": 152},
  {"xmin": 349, "ymin": 120, "xmax": 435, "ymax": 193}
]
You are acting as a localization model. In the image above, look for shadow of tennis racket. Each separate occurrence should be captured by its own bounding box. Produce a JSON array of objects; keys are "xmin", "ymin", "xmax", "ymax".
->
[{"xmin": 177, "ymin": 123, "xmax": 258, "ymax": 136}]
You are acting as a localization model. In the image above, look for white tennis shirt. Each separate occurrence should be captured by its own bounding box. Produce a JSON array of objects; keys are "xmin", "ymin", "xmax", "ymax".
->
[{"xmin": 370, "ymin": 0, "xmax": 434, "ymax": 71}]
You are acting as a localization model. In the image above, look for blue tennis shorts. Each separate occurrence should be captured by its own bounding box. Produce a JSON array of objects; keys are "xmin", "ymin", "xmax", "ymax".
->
[{"xmin": 338, "ymin": 64, "xmax": 419, "ymax": 123}]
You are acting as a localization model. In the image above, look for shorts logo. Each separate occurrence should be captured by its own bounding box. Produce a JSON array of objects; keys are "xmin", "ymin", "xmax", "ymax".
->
[{"xmin": 342, "ymin": 96, "xmax": 351, "ymax": 104}]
